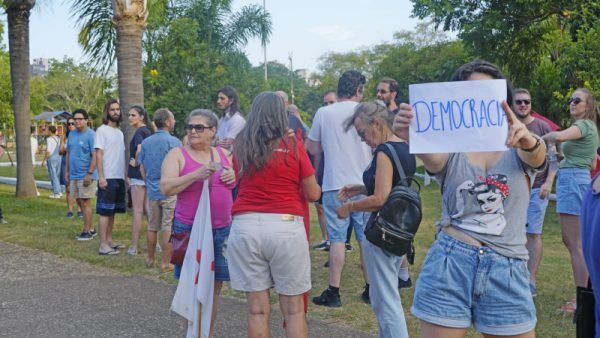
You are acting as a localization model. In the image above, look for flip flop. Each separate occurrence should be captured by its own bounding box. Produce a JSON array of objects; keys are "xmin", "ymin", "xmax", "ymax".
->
[
  {"xmin": 559, "ymin": 300, "xmax": 577, "ymax": 313},
  {"xmin": 111, "ymin": 243, "xmax": 126, "ymax": 250},
  {"xmin": 99, "ymin": 249, "xmax": 120, "ymax": 256}
]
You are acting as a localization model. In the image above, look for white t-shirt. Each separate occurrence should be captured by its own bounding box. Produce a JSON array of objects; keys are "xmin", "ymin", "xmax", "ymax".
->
[
  {"xmin": 94, "ymin": 124, "xmax": 125, "ymax": 179},
  {"xmin": 46, "ymin": 136, "xmax": 60, "ymax": 157},
  {"xmin": 308, "ymin": 101, "xmax": 372, "ymax": 192},
  {"xmin": 30, "ymin": 136, "xmax": 38, "ymax": 162},
  {"xmin": 217, "ymin": 111, "xmax": 246, "ymax": 140}
]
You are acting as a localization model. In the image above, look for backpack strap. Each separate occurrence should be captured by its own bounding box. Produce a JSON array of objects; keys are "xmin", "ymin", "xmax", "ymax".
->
[{"xmin": 384, "ymin": 142, "xmax": 407, "ymax": 185}]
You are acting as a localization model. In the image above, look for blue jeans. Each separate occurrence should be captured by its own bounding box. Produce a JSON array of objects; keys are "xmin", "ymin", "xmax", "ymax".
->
[
  {"xmin": 47, "ymin": 156, "xmax": 61, "ymax": 195},
  {"xmin": 363, "ymin": 240, "xmax": 409, "ymax": 338}
]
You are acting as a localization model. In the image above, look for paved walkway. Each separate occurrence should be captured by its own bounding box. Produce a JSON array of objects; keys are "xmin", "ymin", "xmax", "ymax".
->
[{"xmin": 0, "ymin": 241, "xmax": 373, "ymax": 337}]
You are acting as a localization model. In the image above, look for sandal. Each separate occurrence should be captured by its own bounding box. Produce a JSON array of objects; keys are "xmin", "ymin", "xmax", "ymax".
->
[
  {"xmin": 111, "ymin": 243, "xmax": 126, "ymax": 250},
  {"xmin": 99, "ymin": 249, "xmax": 120, "ymax": 256},
  {"xmin": 559, "ymin": 300, "xmax": 577, "ymax": 313}
]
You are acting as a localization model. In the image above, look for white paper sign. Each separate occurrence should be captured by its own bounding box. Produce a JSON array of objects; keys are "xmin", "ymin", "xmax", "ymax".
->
[{"xmin": 409, "ymin": 79, "xmax": 509, "ymax": 154}]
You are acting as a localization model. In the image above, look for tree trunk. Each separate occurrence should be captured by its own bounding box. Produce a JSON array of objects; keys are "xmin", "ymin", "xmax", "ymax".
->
[
  {"xmin": 114, "ymin": 15, "xmax": 145, "ymax": 158},
  {"xmin": 7, "ymin": 0, "xmax": 37, "ymax": 198}
]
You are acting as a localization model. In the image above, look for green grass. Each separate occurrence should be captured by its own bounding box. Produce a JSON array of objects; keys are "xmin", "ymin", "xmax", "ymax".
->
[{"xmin": 0, "ymin": 178, "xmax": 576, "ymax": 337}]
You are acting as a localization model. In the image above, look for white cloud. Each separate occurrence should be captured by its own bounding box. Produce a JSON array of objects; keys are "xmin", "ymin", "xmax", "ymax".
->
[{"xmin": 307, "ymin": 25, "xmax": 356, "ymax": 41}]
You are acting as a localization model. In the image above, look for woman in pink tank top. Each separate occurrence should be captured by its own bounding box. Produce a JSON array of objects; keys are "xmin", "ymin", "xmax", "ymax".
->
[{"xmin": 160, "ymin": 109, "xmax": 236, "ymax": 337}]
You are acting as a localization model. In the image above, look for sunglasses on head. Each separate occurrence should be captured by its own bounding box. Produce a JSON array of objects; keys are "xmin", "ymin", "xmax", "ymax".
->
[
  {"xmin": 515, "ymin": 99, "xmax": 531, "ymax": 105},
  {"xmin": 185, "ymin": 124, "xmax": 212, "ymax": 133},
  {"xmin": 569, "ymin": 97, "xmax": 583, "ymax": 105}
]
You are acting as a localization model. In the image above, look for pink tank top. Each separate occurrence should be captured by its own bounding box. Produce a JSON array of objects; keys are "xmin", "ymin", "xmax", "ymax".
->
[{"xmin": 174, "ymin": 146, "xmax": 234, "ymax": 228}]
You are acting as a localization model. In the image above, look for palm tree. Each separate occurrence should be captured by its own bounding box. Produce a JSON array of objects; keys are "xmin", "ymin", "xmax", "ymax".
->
[
  {"xmin": 3, "ymin": 0, "xmax": 37, "ymax": 197},
  {"xmin": 72, "ymin": 0, "xmax": 152, "ymax": 144}
]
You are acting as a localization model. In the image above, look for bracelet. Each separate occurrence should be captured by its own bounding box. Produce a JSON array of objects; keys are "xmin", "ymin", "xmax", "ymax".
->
[{"xmin": 522, "ymin": 135, "xmax": 542, "ymax": 152}]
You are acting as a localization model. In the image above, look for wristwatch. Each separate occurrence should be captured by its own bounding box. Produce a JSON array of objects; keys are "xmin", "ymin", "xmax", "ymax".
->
[
  {"xmin": 87, "ymin": 171, "xmax": 93, "ymax": 175},
  {"xmin": 522, "ymin": 135, "xmax": 542, "ymax": 152}
]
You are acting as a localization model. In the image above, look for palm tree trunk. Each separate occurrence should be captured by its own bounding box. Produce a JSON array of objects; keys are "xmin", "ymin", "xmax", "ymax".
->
[
  {"xmin": 7, "ymin": 0, "xmax": 37, "ymax": 197},
  {"xmin": 115, "ymin": 17, "xmax": 145, "ymax": 157}
]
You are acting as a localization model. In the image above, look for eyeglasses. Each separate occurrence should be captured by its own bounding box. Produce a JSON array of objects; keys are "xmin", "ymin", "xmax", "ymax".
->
[
  {"xmin": 73, "ymin": 118, "xmax": 85, "ymax": 121},
  {"xmin": 356, "ymin": 129, "xmax": 366, "ymax": 140},
  {"xmin": 323, "ymin": 101, "xmax": 336, "ymax": 106},
  {"xmin": 376, "ymin": 89, "xmax": 389, "ymax": 94},
  {"xmin": 67, "ymin": 122, "xmax": 75, "ymax": 126},
  {"xmin": 569, "ymin": 97, "xmax": 583, "ymax": 105},
  {"xmin": 515, "ymin": 99, "xmax": 531, "ymax": 105},
  {"xmin": 185, "ymin": 124, "xmax": 212, "ymax": 133}
]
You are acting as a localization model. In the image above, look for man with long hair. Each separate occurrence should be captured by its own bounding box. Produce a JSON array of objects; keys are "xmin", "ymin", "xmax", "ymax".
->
[
  {"xmin": 215, "ymin": 86, "xmax": 245, "ymax": 150},
  {"xmin": 95, "ymin": 99, "xmax": 127, "ymax": 255}
]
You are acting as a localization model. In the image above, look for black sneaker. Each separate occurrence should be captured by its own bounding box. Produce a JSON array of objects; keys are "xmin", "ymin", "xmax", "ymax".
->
[
  {"xmin": 76, "ymin": 232, "xmax": 93, "ymax": 241},
  {"xmin": 312, "ymin": 288, "xmax": 341, "ymax": 307},
  {"xmin": 361, "ymin": 286, "xmax": 370, "ymax": 304},
  {"xmin": 345, "ymin": 243, "xmax": 353, "ymax": 252},
  {"xmin": 90, "ymin": 230, "xmax": 97, "ymax": 237},
  {"xmin": 324, "ymin": 260, "xmax": 329, "ymax": 268},
  {"xmin": 312, "ymin": 240, "xmax": 330, "ymax": 251},
  {"xmin": 398, "ymin": 277, "xmax": 412, "ymax": 289}
]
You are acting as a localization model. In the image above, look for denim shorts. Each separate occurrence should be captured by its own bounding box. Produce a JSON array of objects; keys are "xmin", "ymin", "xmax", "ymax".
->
[
  {"xmin": 526, "ymin": 188, "xmax": 550, "ymax": 234},
  {"xmin": 411, "ymin": 231, "xmax": 536, "ymax": 336},
  {"xmin": 322, "ymin": 190, "xmax": 366, "ymax": 243},
  {"xmin": 172, "ymin": 218, "xmax": 231, "ymax": 282},
  {"xmin": 556, "ymin": 168, "xmax": 591, "ymax": 216}
]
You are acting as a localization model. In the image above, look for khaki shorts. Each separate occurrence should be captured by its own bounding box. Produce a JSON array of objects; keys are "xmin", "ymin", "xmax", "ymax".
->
[
  {"xmin": 227, "ymin": 213, "xmax": 311, "ymax": 295},
  {"xmin": 70, "ymin": 179, "xmax": 97, "ymax": 199},
  {"xmin": 147, "ymin": 196, "xmax": 176, "ymax": 232}
]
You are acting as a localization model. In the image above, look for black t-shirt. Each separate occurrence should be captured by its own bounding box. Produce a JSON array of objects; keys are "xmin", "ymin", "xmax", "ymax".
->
[
  {"xmin": 362, "ymin": 141, "xmax": 416, "ymax": 196},
  {"xmin": 128, "ymin": 126, "xmax": 153, "ymax": 179}
]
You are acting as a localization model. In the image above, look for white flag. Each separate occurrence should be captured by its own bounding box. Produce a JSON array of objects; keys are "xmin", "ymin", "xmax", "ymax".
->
[{"xmin": 171, "ymin": 183, "xmax": 215, "ymax": 338}]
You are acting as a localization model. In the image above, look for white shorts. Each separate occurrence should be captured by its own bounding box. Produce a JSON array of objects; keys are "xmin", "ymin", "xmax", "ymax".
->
[{"xmin": 227, "ymin": 213, "xmax": 311, "ymax": 295}]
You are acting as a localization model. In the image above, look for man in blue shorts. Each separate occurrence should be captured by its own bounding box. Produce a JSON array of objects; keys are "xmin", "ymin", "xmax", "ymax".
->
[
  {"xmin": 95, "ymin": 99, "xmax": 126, "ymax": 255},
  {"xmin": 513, "ymin": 88, "xmax": 558, "ymax": 296},
  {"xmin": 307, "ymin": 70, "xmax": 372, "ymax": 307}
]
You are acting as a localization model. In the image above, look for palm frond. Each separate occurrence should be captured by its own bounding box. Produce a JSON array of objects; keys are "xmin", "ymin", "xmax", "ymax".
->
[
  {"xmin": 224, "ymin": 4, "xmax": 271, "ymax": 50},
  {"xmin": 70, "ymin": 0, "xmax": 115, "ymax": 73}
]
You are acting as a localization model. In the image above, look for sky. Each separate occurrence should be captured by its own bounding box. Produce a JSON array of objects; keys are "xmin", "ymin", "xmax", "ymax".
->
[{"xmin": 1, "ymin": 0, "xmax": 420, "ymax": 72}]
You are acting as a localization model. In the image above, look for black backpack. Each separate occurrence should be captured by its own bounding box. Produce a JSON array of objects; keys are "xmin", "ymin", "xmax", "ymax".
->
[{"xmin": 364, "ymin": 143, "xmax": 422, "ymax": 263}]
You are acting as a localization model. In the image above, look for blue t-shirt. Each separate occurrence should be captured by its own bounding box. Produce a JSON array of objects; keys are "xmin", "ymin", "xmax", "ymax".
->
[
  {"xmin": 138, "ymin": 130, "xmax": 182, "ymax": 200},
  {"xmin": 581, "ymin": 174, "xmax": 600, "ymax": 335},
  {"xmin": 67, "ymin": 128, "xmax": 98, "ymax": 180}
]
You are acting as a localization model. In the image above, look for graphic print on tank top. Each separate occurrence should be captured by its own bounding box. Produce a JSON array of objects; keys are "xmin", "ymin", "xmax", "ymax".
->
[{"xmin": 452, "ymin": 173, "xmax": 509, "ymax": 235}]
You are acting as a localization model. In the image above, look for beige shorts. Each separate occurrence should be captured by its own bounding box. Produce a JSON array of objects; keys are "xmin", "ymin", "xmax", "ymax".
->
[
  {"xmin": 147, "ymin": 196, "xmax": 176, "ymax": 232},
  {"xmin": 227, "ymin": 213, "xmax": 311, "ymax": 295},
  {"xmin": 69, "ymin": 179, "xmax": 97, "ymax": 199}
]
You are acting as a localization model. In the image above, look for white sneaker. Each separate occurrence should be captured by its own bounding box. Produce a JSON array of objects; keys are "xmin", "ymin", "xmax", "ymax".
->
[
  {"xmin": 156, "ymin": 244, "xmax": 162, "ymax": 253},
  {"xmin": 127, "ymin": 247, "xmax": 138, "ymax": 256}
]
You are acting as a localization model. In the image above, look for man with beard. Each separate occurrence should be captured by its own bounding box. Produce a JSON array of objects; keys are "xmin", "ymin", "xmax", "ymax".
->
[
  {"xmin": 376, "ymin": 77, "xmax": 399, "ymax": 112},
  {"xmin": 512, "ymin": 88, "xmax": 558, "ymax": 297},
  {"xmin": 216, "ymin": 86, "xmax": 245, "ymax": 150},
  {"xmin": 95, "ymin": 99, "xmax": 127, "ymax": 255}
]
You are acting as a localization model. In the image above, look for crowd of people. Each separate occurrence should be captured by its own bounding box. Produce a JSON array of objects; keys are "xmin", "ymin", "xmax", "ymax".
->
[{"xmin": 6, "ymin": 59, "xmax": 600, "ymax": 337}]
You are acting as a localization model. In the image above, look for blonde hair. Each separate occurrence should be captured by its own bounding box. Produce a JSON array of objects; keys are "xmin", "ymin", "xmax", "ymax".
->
[{"xmin": 575, "ymin": 88, "xmax": 600, "ymax": 136}]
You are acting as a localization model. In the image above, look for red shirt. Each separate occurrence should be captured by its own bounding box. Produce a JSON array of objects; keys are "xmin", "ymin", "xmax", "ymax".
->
[{"xmin": 232, "ymin": 138, "xmax": 315, "ymax": 216}]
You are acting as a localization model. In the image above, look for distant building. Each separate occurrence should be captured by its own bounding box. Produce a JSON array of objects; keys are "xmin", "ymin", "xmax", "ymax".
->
[
  {"xmin": 295, "ymin": 69, "xmax": 320, "ymax": 86},
  {"xmin": 30, "ymin": 58, "xmax": 50, "ymax": 76}
]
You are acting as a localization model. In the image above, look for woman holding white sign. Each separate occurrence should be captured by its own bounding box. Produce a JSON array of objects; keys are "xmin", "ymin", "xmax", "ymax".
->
[
  {"xmin": 542, "ymin": 88, "xmax": 599, "ymax": 311},
  {"xmin": 393, "ymin": 60, "xmax": 546, "ymax": 338}
]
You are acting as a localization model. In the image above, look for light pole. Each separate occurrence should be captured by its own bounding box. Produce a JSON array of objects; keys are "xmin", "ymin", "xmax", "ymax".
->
[
  {"xmin": 263, "ymin": 0, "xmax": 268, "ymax": 83},
  {"xmin": 289, "ymin": 52, "xmax": 294, "ymax": 104}
]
